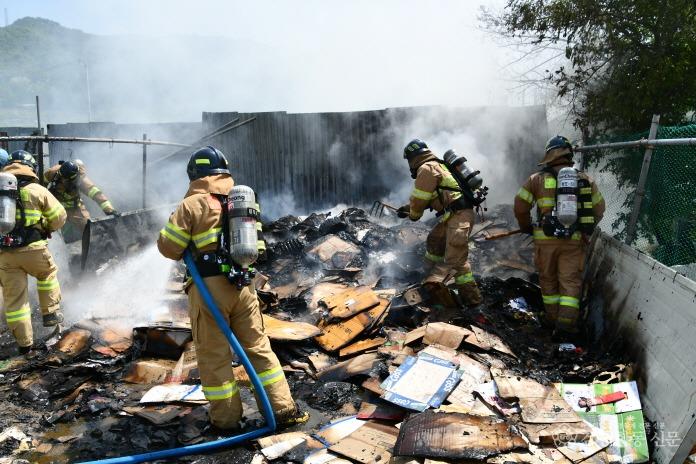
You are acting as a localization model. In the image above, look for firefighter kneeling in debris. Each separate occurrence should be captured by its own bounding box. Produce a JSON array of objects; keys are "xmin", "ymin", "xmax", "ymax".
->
[
  {"xmin": 397, "ymin": 139, "xmax": 485, "ymax": 308},
  {"xmin": 0, "ymin": 151, "xmax": 67, "ymax": 355},
  {"xmin": 44, "ymin": 159, "xmax": 118, "ymax": 242},
  {"xmin": 514, "ymin": 136, "xmax": 605, "ymax": 338},
  {"xmin": 157, "ymin": 146, "xmax": 308, "ymax": 430}
]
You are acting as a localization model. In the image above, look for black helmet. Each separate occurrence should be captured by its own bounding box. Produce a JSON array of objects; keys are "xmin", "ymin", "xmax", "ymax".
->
[
  {"xmin": 544, "ymin": 135, "xmax": 572, "ymax": 154},
  {"xmin": 186, "ymin": 146, "xmax": 230, "ymax": 181},
  {"xmin": 403, "ymin": 139, "xmax": 429, "ymax": 159},
  {"xmin": 9, "ymin": 150, "xmax": 37, "ymax": 173},
  {"xmin": 59, "ymin": 160, "xmax": 80, "ymax": 183}
]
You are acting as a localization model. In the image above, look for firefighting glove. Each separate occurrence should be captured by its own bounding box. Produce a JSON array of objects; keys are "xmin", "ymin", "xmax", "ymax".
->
[
  {"xmin": 106, "ymin": 210, "xmax": 121, "ymax": 217},
  {"xmin": 396, "ymin": 205, "xmax": 410, "ymax": 218}
]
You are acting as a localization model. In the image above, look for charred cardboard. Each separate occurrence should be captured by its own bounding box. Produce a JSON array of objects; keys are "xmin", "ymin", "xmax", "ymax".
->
[
  {"xmin": 329, "ymin": 421, "xmax": 399, "ymax": 464},
  {"xmin": 258, "ymin": 432, "xmax": 311, "ymax": 460},
  {"xmin": 132, "ymin": 326, "xmax": 192, "ymax": 360},
  {"xmin": 393, "ymin": 411, "xmax": 527, "ymax": 460},
  {"xmin": 315, "ymin": 298, "xmax": 390, "ymax": 352},
  {"xmin": 314, "ymin": 416, "xmax": 366, "ymax": 447},
  {"xmin": 139, "ymin": 384, "xmax": 206, "ymax": 404},
  {"xmin": 357, "ymin": 401, "xmax": 407, "ymax": 421},
  {"xmin": 520, "ymin": 422, "xmax": 593, "ymax": 445},
  {"xmin": 304, "ymin": 234, "xmax": 361, "ymax": 269},
  {"xmin": 123, "ymin": 359, "xmax": 178, "ymax": 384},
  {"xmin": 122, "ymin": 405, "xmax": 191, "ymax": 425},
  {"xmin": 466, "ymin": 325, "xmax": 516, "ymax": 358},
  {"xmin": 320, "ymin": 286, "xmax": 380, "ymax": 320},
  {"xmin": 381, "ymin": 354, "xmax": 461, "ymax": 411},
  {"xmin": 474, "ymin": 381, "xmax": 522, "ymax": 417},
  {"xmin": 262, "ymin": 314, "xmax": 322, "ymax": 341},
  {"xmin": 57, "ymin": 329, "xmax": 92, "ymax": 356}
]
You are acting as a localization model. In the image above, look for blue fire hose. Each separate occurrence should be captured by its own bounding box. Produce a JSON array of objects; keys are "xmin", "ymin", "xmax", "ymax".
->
[{"xmin": 80, "ymin": 249, "xmax": 276, "ymax": 463}]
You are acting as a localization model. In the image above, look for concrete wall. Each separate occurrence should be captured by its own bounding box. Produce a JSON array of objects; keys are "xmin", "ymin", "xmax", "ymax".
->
[{"xmin": 587, "ymin": 233, "xmax": 696, "ymax": 464}]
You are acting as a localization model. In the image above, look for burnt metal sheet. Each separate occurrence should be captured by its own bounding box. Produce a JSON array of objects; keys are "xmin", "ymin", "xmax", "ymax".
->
[{"xmin": 393, "ymin": 411, "xmax": 527, "ymax": 460}]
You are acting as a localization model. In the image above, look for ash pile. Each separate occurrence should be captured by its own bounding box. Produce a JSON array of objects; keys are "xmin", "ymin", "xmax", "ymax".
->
[{"xmin": 0, "ymin": 206, "xmax": 650, "ymax": 464}]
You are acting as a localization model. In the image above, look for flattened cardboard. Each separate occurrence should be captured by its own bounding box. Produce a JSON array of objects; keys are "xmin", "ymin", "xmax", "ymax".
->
[
  {"xmin": 321, "ymin": 286, "xmax": 380, "ymax": 320},
  {"xmin": 338, "ymin": 338, "xmax": 386, "ymax": 358},
  {"xmin": 557, "ymin": 382, "xmax": 642, "ymax": 414},
  {"xmin": 123, "ymin": 359, "xmax": 178, "ymax": 384},
  {"xmin": 122, "ymin": 405, "xmax": 190, "ymax": 425},
  {"xmin": 362, "ymin": 377, "xmax": 385, "ymax": 396},
  {"xmin": 308, "ymin": 352, "xmax": 333, "ymax": 372},
  {"xmin": 317, "ymin": 352, "xmax": 380, "ymax": 382},
  {"xmin": 314, "ymin": 416, "xmax": 365, "ymax": 447},
  {"xmin": 555, "ymin": 424, "xmax": 614, "ymax": 463},
  {"xmin": 258, "ymin": 432, "xmax": 309, "ymax": 460},
  {"xmin": 393, "ymin": 411, "xmax": 527, "ymax": 460},
  {"xmin": 519, "ymin": 395, "xmax": 582, "ymax": 424},
  {"xmin": 304, "ymin": 234, "xmax": 361, "ymax": 269},
  {"xmin": 315, "ymin": 298, "xmax": 389, "ymax": 352},
  {"xmin": 139, "ymin": 384, "xmax": 206, "ymax": 404},
  {"xmin": 521, "ymin": 422, "xmax": 593, "ymax": 445},
  {"xmin": 57, "ymin": 329, "xmax": 92, "ymax": 356},
  {"xmin": 381, "ymin": 354, "xmax": 462, "ymax": 411},
  {"xmin": 468, "ymin": 325, "xmax": 516, "ymax": 358},
  {"xmin": 423, "ymin": 322, "xmax": 472, "ymax": 349},
  {"xmin": 403, "ymin": 326, "xmax": 427, "ymax": 345},
  {"xmin": 262, "ymin": 314, "xmax": 322, "ymax": 341},
  {"xmin": 357, "ymin": 401, "xmax": 407, "ymax": 421},
  {"xmin": 329, "ymin": 421, "xmax": 399, "ymax": 463}
]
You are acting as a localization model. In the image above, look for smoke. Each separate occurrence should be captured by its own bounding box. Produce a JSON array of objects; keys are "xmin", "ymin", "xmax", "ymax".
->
[{"xmin": 61, "ymin": 245, "xmax": 173, "ymax": 327}]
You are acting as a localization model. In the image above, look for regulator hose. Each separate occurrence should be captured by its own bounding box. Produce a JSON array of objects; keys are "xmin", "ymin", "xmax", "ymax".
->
[{"xmin": 79, "ymin": 249, "xmax": 276, "ymax": 464}]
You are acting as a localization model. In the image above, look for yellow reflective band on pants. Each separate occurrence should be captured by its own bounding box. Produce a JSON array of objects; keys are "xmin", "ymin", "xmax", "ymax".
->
[
  {"xmin": 424, "ymin": 251, "xmax": 443, "ymax": 263},
  {"xmin": 559, "ymin": 295, "xmax": 580, "ymax": 308},
  {"xmin": 580, "ymin": 216, "xmax": 595, "ymax": 224},
  {"xmin": 6, "ymin": 304, "xmax": 31, "ymax": 323},
  {"xmin": 580, "ymin": 187, "xmax": 592, "ymax": 195},
  {"xmin": 516, "ymin": 187, "xmax": 533, "ymax": 204},
  {"xmin": 455, "ymin": 272, "xmax": 475, "ymax": 285},
  {"xmin": 258, "ymin": 366, "xmax": 285, "ymax": 387},
  {"xmin": 202, "ymin": 381, "xmax": 240, "ymax": 401},
  {"xmin": 533, "ymin": 229, "xmax": 581, "ymax": 241},
  {"xmin": 192, "ymin": 227, "xmax": 221, "ymax": 248},
  {"xmin": 37, "ymin": 278, "xmax": 60, "ymax": 292},
  {"xmin": 542, "ymin": 294, "xmax": 560, "ymax": 305}
]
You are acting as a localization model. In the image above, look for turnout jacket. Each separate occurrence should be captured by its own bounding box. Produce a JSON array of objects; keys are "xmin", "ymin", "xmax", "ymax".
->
[{"xmin": 44, "ymin": 164, "xmax": 114, "ymax": 213}]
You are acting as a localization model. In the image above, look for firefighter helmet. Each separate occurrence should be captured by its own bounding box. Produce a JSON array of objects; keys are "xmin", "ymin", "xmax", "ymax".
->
[
  {"xmin": 59, "ymin": 160, "xmax": 80, "ymax": 184},
  {"xmin": 186, "ymin": 146, "xmax": 230, "ymax": 181},
  {"xmin": 0, "ymin": 149, "xmax": 8, "ymax": 169},
  {"xmin": 403, "ymin": 139, "xmax": 429, "ymax": 159},
  {"xmin": 9, "ymin": 150, "xmax": 37, "ymax": 173},
  {"xmin": 539, "ymin": 135, "xmax": 573, "ymax": 166}
]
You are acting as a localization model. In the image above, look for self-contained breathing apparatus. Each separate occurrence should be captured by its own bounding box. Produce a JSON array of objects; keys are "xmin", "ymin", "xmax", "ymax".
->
[
  {"xmin": 193, "ymin": 185, "xmax": 260, "ymax": 289},
  {"xmin": 436, "ymin": 149, "xmax": 489, "ymax": 217},
  {"xmin": 540, "ymin": 167, "xmax": 596, "ymax": 238},
  {"xmin": 0, "ymin": 172, "xmax": 45, "ymax": 248}
]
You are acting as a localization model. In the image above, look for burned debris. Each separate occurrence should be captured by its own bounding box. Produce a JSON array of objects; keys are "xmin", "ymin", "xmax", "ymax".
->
[{"xmin": 0, "ymin": 205, "xmax": 649, "ymax": 463}]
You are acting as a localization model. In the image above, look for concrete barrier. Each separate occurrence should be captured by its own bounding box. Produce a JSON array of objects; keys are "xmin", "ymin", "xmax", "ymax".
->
[{"xmin": 587, "ymin": 233, "xmax": 696, "ymax": 464}]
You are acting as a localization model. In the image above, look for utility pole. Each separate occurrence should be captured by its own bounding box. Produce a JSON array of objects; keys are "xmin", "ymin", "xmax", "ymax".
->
[
  {"xmin": 35, "ymin": 96, "xmax": 45, "ymax": 180},
  {"xmin": 84, "ymin": 61, "xmax": 93, "ymax": 122}
]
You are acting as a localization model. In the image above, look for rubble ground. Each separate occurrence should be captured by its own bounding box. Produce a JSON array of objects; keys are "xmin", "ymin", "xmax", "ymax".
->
[{"xmin": 0, "ymin": 205, "xmax": 649, "ymax": 464}]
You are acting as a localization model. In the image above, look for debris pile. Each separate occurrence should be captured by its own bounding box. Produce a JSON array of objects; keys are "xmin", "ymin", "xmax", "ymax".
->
[{"xmin": 0, "ymin": 206, "xmax": 650, "ymax": 463}]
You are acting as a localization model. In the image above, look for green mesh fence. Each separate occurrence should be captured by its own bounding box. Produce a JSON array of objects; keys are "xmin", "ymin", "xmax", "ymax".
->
[{"xmin": 585, "ymin": 124, "xmax": 696, "ymax": 271}]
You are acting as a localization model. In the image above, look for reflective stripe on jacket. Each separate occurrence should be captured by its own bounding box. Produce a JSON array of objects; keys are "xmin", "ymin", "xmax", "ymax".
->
[
  {"xmin": 44, "ymin": 164, "xmax": 114, "ymax": 213},
  {"xmin": 409, "ymin": 160, "xmax": 463, "ymax": 221}
]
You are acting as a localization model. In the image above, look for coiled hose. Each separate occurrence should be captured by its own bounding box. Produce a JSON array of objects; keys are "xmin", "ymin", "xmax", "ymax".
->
[{"xmin": 80, "ymin": 249, "xmax": 276, "ymax": 463}]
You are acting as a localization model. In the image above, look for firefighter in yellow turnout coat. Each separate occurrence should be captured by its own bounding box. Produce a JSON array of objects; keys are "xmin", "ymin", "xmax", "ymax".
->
[
  {"xmin": 157, "ymin": 146, "xmax": 306, "ymax": 430},
  {"xmin": 398, "ymin": 139, "xmax": 482, "ymax": 307},
  {"xmin": 44, "ymin": 160, "xmax": 117, "ymax": 242},
  {"xmin": 514, "ymin": 136, "xmax": 605, "ymax": 335},
  {"xmin": 0, "ymin": 151, "xmax": 66, "ymax": 354}
]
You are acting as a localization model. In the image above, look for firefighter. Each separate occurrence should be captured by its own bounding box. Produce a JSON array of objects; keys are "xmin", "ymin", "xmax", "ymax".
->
[
  {"xmin": 157, "ymin": 146, "xmax": 308, "ymax": 431},
  {"xmin": 0, "ymin": 151, "xmax": 67, "ymax": 355},
  {"xmin": 397, "ymin": 139, "xmax": 482, "ymax": 307},
  {"xmin": 514, "ymin": 135, "xmax": 605, "ymax": 337},
  {"xmin": 44, "ymin": 160, "xmax": 117, "ymax": 242}
]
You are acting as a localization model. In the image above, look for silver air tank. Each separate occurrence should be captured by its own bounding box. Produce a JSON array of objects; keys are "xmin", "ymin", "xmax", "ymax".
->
[
  {"xmin": 228, "ymin": 185, "xmax": 259, "ymax": 268},
  {"xmin": 443, "ymin": 149, "xmax": 483, "ymax": 190},
  {"xmin": 0, "ymin": 172, "xmax": 17, "ymax": 235},
  {"xmin": 556, "ymin": 167, "xmax": 578, "ymax": 229}
]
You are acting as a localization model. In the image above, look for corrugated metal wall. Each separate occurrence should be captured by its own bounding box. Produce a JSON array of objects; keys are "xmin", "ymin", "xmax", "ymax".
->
[{"xmin": 202, "ymin": 105, "xmax": 548, "ymax": 211}]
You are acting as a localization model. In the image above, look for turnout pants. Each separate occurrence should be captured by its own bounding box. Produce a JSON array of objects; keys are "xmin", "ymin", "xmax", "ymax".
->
[
  {"xmin": 424, "ymin": 208, "xmax": 482, "ymax": 306},
  {"xmin": 62, "ymin": 204, "xmax": 91, "ymax": 243},
  {"xmin": 534, "ymin": 241, "xmax": 585, "ymax": 332},
  {"xmin": 188, "ymin": 275, "xmax": 296, "ymax": 429},
  {"xmin": 0, "ymin": 245, "xmax": 61, "ymax": 348}
]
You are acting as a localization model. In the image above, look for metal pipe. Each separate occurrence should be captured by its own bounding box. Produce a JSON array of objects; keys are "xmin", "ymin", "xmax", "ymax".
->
[
  {"xmin": 625, "ymin": 115, "xmax": 661, "ymax": 244},
  {"xmin": 79, "ymin": 249, "xmax": 276, "ymax": 463},
  {"xmin": 574, "ymin": 136, "xmax": 696, "ymax": 152},
  {"xmin": 0, "ymin": 135, "xmax": 190, "ymax": 148}
]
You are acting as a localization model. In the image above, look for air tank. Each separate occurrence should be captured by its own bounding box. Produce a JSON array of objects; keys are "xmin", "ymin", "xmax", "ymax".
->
[
  {"xmin": 443, "ymin": 149, "xmax": 483, "ymax": 190},
  {"xmin": 0, "ymin": 172, "xmax": 17, "ymax": 235},
  {"xmin": 556, "ymin": 167, "xmax": 578, "ymax": 229},
  {"xmin": 227, "ymin": 185, "xmax": 259, "ymax": 268}
]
